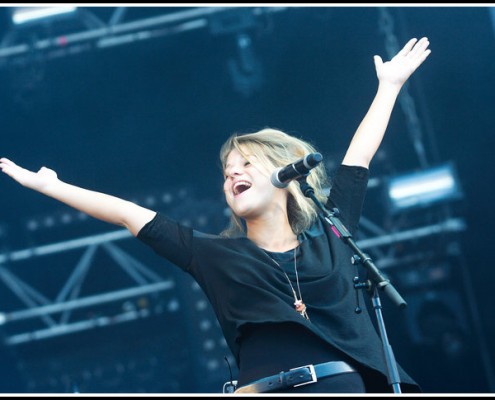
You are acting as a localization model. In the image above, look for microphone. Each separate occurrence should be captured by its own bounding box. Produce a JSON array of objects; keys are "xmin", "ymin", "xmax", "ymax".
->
[{"xmin": 271, "ymin": 152, "xmax": 323, "ymax": 188}]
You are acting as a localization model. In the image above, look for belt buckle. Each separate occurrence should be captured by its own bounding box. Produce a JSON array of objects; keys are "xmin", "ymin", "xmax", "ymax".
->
[{"xmin": 289, "ymin": 364, "xmax": 317, "ymax": 387}]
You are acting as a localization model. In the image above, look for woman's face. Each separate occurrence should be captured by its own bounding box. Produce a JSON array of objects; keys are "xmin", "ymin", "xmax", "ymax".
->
[{"xmin": 223, "ymin": 148, "xmax": 287, "ymax": 221}]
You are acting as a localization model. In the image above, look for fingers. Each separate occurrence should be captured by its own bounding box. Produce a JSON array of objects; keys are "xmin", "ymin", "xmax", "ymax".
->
[
  {"xmin": 0, "ymin": 159, "xmax": 17, "ymax": 179},
  {"xmin": 391, "ymin": 37, "xmax": 431, "ymax": 73},
  {"xmin": 0, "ymin": 158, "xmax": 13, "ymax": 174},
  {"xmin": 1, "ymin": 158, "xmax": 30, "ymax": 180},
  {"xmin": 397, "ymin": 38, "xmax": 419, "ymax": 57},
  {"xmin": 406, "ymin": 37, "xmax": 431, "ymax": 62},
  {"xmin": 414, "ymin": 48, "xmax": 431, "ymax": 68},
  {"xmin": 0, "ymin": 157, "xmax": 16, "ymax": 168},
  {"xmin": 0, "ymin": 158, "xmax": 23, "ymax": 174},
  {"xmin": 398, "ymin": 37, "xmax": 430, "ymax": 60},
  {"xmin": 373, "ymin": 55, "xmax": 383, "ymax": 70},
  {"xmin": 408, "ymin": 37, "xmax": 430, "ymax": 59},
  {"xmin": 408, "ymin": 39, "xmax": 431, "ymax": 70}
]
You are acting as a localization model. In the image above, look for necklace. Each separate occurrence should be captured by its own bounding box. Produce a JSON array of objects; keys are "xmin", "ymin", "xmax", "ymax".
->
[{"xmin": 265, "ymin": 248, "xmax": 310, "ymax": 321}]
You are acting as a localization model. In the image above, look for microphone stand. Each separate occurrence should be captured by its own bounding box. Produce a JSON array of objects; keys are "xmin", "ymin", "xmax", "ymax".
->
[{"xmin": 297, "ymin": 176, "xmax": 405, "ymax": 394}]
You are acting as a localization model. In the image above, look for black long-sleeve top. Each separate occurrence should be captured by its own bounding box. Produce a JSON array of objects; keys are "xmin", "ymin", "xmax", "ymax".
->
[{"xmin": 137, "ymin": 165, "xmax": 420, "ymax": 392}]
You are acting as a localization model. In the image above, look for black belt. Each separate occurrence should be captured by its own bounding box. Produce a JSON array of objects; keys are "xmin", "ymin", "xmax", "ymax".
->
[{"xmin": 234, "ymin": 361, "xmax": 357, "ymax": 393}]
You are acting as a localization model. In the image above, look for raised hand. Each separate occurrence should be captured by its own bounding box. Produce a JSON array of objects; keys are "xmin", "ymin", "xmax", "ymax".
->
[
  {"xmin": 373, "ymin": 37, "xmax": 431, "ymax": 87},
  {"xmin": 341, "ymin": 37, "xmax": 431, "ymax": 168},
  {"xmin": 0, "ymin": 157, "xmax": 59, "ymax": 192}
]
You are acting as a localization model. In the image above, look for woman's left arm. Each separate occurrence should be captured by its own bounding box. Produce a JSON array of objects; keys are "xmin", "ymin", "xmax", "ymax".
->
[{"xmin": 342, "ymin": 37, "xmax": 431, "ymax": 168}]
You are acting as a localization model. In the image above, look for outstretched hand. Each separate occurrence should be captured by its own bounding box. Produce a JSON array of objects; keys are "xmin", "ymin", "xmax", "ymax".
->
[
  {"xmin": 0, "ymin": 157, "xmax": 59, "ymax": 192},
  {"xmin": 374, "ymin": 37, "xmax": 431, "ymax": 87}
]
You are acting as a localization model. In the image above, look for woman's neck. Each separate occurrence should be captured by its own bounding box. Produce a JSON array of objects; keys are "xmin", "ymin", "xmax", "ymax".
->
[{"xmin": 246, "ymin": 218, "xmax": 298, "ymax": 252}]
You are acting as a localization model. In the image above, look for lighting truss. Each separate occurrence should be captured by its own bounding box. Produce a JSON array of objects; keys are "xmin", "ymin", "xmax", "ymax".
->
[
  {"xmin": 0, "ymin": 6, "xmax": 289, "ymax": 68},
  {"xmin": 0, "ymin": 231, "xmax": 175, "ymax": 346}
]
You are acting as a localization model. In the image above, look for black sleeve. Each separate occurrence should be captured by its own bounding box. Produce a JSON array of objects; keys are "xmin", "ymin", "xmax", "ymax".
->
[
  {"xmin": 136, "ymin": 212, "xmax": 194, "ymax": 270},
  {"xmin": 325, "ymin": 164, "xmax": 369, "ymax": 235}
]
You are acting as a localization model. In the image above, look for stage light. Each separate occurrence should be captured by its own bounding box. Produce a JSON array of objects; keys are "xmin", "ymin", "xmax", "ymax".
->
[
  {"xmin": 11, "ymin": 6, "xmax": 77, "ymax": 26},
  {"xmin": 386, "ymin": 163, "xmax": 463, "ymax": 212}
]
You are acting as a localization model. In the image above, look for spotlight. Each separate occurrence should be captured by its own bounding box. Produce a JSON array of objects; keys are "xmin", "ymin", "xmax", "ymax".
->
[
  {"xmin": 10, "ymin": 6, "xmax": 77, "ymax": 25},
  {"xmin": 385, "ymin": 162, "xmax": 463, "ymax": 213}
]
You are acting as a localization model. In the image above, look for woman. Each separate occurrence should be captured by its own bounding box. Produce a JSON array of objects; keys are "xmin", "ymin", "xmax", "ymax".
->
[{"xmin": 1, "ymin": 37, "xmax": 431, "ymax": 393}]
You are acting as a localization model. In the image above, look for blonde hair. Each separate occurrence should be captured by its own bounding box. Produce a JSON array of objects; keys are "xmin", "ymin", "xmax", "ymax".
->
[{"xmin": 219, "ymin": 128, "xmax": 329, "ymax": 237}]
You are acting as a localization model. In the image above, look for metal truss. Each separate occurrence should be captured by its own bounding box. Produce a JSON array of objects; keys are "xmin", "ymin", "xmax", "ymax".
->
[
  {"xmin": 0, "ymin": 6, "xmax": 289, "ymax": 68},
  {"xmin": 0, "ymin": 229, "xmax": 175, "ymax": 346},
  {"xmin": 357, "ymin": 216, "xmax": 466, "ymax": 255}
]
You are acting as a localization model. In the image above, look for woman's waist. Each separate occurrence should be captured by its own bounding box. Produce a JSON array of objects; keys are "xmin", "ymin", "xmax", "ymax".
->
[{"xmin": 237, "ymin": 322, "xmax": 356, "ymax": 386}]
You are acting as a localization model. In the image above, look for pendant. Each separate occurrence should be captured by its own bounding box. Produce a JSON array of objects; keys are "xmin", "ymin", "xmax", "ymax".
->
[{"xmin": 294, "ymin": 299, "xmax": 307, "ymax": 317}]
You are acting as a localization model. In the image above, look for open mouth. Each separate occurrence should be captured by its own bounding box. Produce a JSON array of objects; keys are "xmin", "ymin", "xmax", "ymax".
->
[{"xmin": 233, "ymin": 180, "xmax": 252, "ymax": 196}]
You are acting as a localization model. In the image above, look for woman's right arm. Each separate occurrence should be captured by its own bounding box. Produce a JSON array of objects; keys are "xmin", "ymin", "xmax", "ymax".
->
[{"xmin": 0, "ymin": 157, "xmax": 156, "ymax": 237}]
